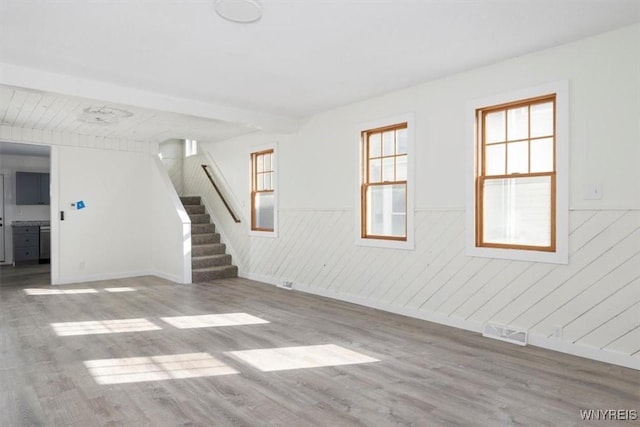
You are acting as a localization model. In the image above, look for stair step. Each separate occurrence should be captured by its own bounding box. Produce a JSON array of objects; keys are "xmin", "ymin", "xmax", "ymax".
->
[
  {"xmin": 192, "ymin": 254, "xmax": 232, "ymax": 269},
  {"xmin": 192, "ymin": 223, "xmax": 215, "ymax": 235},
  {"xmin": 193, "ymin": 233, "xmax": 221, "ymax": 245},
  {"xmin": 192, "ymin": 243, "xmax": 227, "ymax": 256},
  {"xmin": 180, "ymin": 196, "xmax": 201, "ymax": 205},
  {"xmin": 189, "ymin": 213, "xmax": 211, "ymax": 224},
  {"xmin": 192, "ymin": 265, "xmax": 238, "ymax": 283},
  {"xmin": 185, "ymin": 205, "xmax": 205, "ymax": 215}
]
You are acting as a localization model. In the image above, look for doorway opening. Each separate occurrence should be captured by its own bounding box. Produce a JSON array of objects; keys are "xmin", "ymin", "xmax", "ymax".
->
[{"xmin": 0, "ymin": 141, "xmax": 52, "ymax": 285}]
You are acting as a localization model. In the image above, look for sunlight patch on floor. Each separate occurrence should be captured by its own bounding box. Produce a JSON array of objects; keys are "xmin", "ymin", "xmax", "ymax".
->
[
  {"xmin": 104, "ymin": 287, "xmax": 136, "ymax": 292},
  {"xmin": 84, "ymin": 352, "xmax": 238, "ymax": 385},
  {"xmin": 24, "ymin": 288, "xmax": 98, "ymax": 295},
  {"xmin": 160, "ymin": 313, "xmax": 269, "ymax": 329},
  {"xmin": 51, "ymin": 318, "xmax": 162, "ymax": 336},
  {"xmin": 227, "ymin": 344, "xmax": 380, "ymax": 372}
]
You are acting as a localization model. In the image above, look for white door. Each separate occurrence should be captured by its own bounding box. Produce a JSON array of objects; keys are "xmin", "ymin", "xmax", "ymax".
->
[{"xmin": 0, "ymin": 174, "xmax": 4, "ymax": 262}]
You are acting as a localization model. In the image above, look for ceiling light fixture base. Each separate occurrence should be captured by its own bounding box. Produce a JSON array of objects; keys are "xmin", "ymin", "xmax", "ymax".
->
[
  {"xmin": 214, "ymin": 0, "xmax": 262, "ymax": 24},
  {"xmin": 78, "ymin": 107, "xmax": 134, "ymax": 126}
]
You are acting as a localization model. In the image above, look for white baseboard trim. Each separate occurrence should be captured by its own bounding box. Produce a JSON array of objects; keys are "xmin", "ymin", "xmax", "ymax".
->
[
  {"xmin": 152, "ymin": 270, "xmax": 190, "ymax": 284},
  {"xmin": 528, "ymin": 333, "xmax": 639, "ymax": 370},
  {"xmin": 54, "ymin": 270, "xmax": 158, "ymax": 285},
  {"xmin": 240, "ymin": 272, "xmax": 639, "ymax": 371}
]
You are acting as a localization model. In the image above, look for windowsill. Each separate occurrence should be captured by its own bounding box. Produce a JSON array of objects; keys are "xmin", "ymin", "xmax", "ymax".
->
[
  {"xmin": 249, "ymin": 230, "xmax": 278, "ymax": 238},
  {"xmin": 465, "ymin": 245, "xmax": 567, "ymax": 264},
  {"xmin": 356, "ymin": 236, "xmax": 414, "ymax": 251}
]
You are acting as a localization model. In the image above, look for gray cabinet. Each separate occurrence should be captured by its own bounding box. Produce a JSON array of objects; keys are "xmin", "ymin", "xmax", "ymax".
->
[
  {"xmin": 16, "ymin": 172, "xmax": 50, "ymax": 205},
  {"xmin": 13, "ymin": 226, "xmax": 40, "ymax": 265}
]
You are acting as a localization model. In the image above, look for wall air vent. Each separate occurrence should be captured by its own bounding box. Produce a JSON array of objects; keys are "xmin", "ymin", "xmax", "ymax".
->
[{"xmin": 482, "ymin": 322, "xmax": 528, "ymax": 346}]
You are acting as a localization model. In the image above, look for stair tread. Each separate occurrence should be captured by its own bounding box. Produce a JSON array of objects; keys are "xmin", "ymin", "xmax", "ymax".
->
[
  {"xmin": 193, "ymin": 265, "xmax": 237, "ymax": 272},
  {"xmin": 192, "ymin": 229, "xmax": 216, "ymax": 235},
  {"xmin": 192, "ymin": 254, "xmax": 230, "ymax": 260}
]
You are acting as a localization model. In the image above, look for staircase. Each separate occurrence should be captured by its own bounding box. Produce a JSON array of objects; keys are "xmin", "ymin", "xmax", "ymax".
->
[{"xmin": 180, "ymin": 196, "xmax": 238, "ymax": 282}]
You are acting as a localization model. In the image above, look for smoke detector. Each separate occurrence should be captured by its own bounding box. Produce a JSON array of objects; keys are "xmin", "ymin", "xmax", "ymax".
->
[
  {"xmin": 215, "ymin": 0, "xmax": 262, "ymax": 23},
  {"xmin": 78, "ymin": 107, "xmax": 133, "ymax": 126}
]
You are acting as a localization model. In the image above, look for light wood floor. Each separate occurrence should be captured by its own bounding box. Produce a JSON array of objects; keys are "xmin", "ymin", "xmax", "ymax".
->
[{"xmin": 1, "ymin": 265, "xmax": 638, "ymax": 426}]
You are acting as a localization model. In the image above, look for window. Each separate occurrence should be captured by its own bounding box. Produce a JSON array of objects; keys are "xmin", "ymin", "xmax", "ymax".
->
[
  {"xmin": 185, "ymin": 139, "xmax": 197, "ymax": 157},
  {"xmin": 361, "ymin": 123, "xmax": 408, "ymax": 241},
  {"xmin": 251, "ymin": 149, "xmax": 275, "ymax": 232},
  {"xmin": 476, "ymin": 95, "xmax": 556, "ymax": 252}
]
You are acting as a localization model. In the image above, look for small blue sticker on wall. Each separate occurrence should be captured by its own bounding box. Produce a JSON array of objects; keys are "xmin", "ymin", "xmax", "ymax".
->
[{"xmin": 77, "ymin": 200, "xmax": 86, "ymax": 210}]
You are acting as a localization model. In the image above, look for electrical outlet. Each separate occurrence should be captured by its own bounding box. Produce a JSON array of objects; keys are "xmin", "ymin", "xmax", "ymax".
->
[
  {"xmin": 553, "ymin": 325, "xmax": 564, "ymax": 339},
  {"xmin": 583, "ymin": 184, "xmax": 603, "ymax": 200}
]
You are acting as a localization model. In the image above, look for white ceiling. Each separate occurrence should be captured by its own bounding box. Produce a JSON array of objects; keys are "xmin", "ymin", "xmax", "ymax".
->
[{"xmin": 0, "ymin": 0, "xmax": 638, "ymax": 144}]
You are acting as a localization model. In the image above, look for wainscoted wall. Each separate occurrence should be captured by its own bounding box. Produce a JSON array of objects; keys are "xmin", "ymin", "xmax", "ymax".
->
[
  {"xmin": 240, "ymin": 208, "xmax": 639, "ymax": 368},
  {"xmin": 194, "ymin": 25, "xmax": 639, "ymax": 369}
]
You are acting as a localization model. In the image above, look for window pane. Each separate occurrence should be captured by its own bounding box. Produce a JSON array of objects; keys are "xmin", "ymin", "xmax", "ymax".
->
[
  {"xmin": 369, "ymin": 159, "xmax": 381, "ymax": 182},
  {"xmin": 366, "ymin": 184, "xmax": 406, "ymax": 237},
  {"xmin": 482, "ymin": 176, "xmax": 551, "ymax": 247},
  {"xmin": 256, "ymin": 155, "xmax": 264, "ymax": 173},
  {"xmin": 382, "ymin": 131, "xmax": 395, "ymax": 156},
  {"xmin": 531, "ymin": 102, "xmax": 554, "ymax": 138},
  {"xmin": 530, "ymin": 138, "xmax": 554, "ymax": 172},
  {"xmin": 485, "ymin": 143, "xmax": 505, "ymax": 175},
  {"xmin": 485, "ymin": 111, "xmax": 505, "ymax": 143},
  {"xmin": 382, "ymin": 157, "xmax": 394, "ymax": 182},
  {"xmin": 369, "ymin": 134, "xmax": 381, "ymax": 158},
  {"xmin": 264, "ymin": 173, "xmax": 272, "ymax": 190},
  {"xmin": 396, "ymin": 155, "xmax": 407, "ymax": 181},
  {"xmin": 507, "ymin": 141, "xmax": 528, "ymax": 174},
  {"xmin": 396, "ymin": 128, "xmax": 408, "ymax": 154},
  {"xmin": 264, "ymin": 153, "xmax": 271, "ymax": 172},
  {"xmin": 257, "ymin": 174, "xmax": 265, "ymax": 191},
  {"xmin": 507, "ymin": 106, "xmax": 528, "ymax": 141},
  {"xmin": 254, "ymin": 192, "xmax": 274, "ymax": 230}
]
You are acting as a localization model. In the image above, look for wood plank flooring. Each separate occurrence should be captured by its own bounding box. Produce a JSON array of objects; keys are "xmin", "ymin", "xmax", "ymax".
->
[{"xmin": 1, "ymin": 265, "xmax": 638, "ymax": 426}]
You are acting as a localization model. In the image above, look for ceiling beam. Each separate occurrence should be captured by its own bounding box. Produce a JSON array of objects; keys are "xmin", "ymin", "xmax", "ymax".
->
[{"xmin": 0, "ymin": 61, "xmax": 299, "ymax": 134}]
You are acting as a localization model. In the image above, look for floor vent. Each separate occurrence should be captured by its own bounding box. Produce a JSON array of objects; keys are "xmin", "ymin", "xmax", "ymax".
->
[{"xmin": 482, "ymin": 322, "xmax": 528, "ymax": 346}]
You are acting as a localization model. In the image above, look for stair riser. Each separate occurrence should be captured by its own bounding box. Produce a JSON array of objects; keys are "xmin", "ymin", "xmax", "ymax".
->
[
  {"xmin": 192, "ymin": 244, "xmax": 226, "ymax": 256},
  {"xmin": 192, "ymin": 254, "xmax": 232, "ymax": 269},
  {"xmin": 192, "ymin": 234, "xmax": 221, "ymax": 245},
  {"xmin": 185, "ymin": 205, "xmax": 205, "ymax": 215},
  {"xmin": 190, "ymin": 214, "xmax": 211, "ymax": 224},
  {"xmin": 192, "ymin": 223, "xmax": 215, "ymax": 235},
  {"xmin": 180, "ymin": 196, "xmax": 201, "ymax": 205},
  {"xmin": 193, "ymin": 266, "xmax": 238, "ymax": 283}
]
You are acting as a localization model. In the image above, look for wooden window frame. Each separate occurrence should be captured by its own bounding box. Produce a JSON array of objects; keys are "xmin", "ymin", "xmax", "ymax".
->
[
  {"xmin": 361, "ymin": 122, "xmax": 408, "ymax": 241},
  {"xmin": 476, "ymin": 94, "xmax": 557, "ymax": 252},
  {"xmin": 250, "ymin": 149, "xmax": 275, "ymax": 233}
]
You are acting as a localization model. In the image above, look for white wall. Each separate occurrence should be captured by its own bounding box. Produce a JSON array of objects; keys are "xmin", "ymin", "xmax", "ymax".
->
[
  {"xmin": 0, "ymin": 153, "xmax": 50, "ymax": 264},
  {"xmin": 159, "ymin": 139, "xmax": 185, "ymax": 195},
  {"xmin": 151, "ymin": 155, "xmax": 191, "ymax": 284},
  {"xmin": 0, "ymin": 125, "xmax": 189, "ymax": 285},
  {"xmin": 196, "ymin": 24, "xmax": 640, "ymax": 369},
  {"xmin": 56, "ymin": 145, "xmax": 154, "ymax": 282}
]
